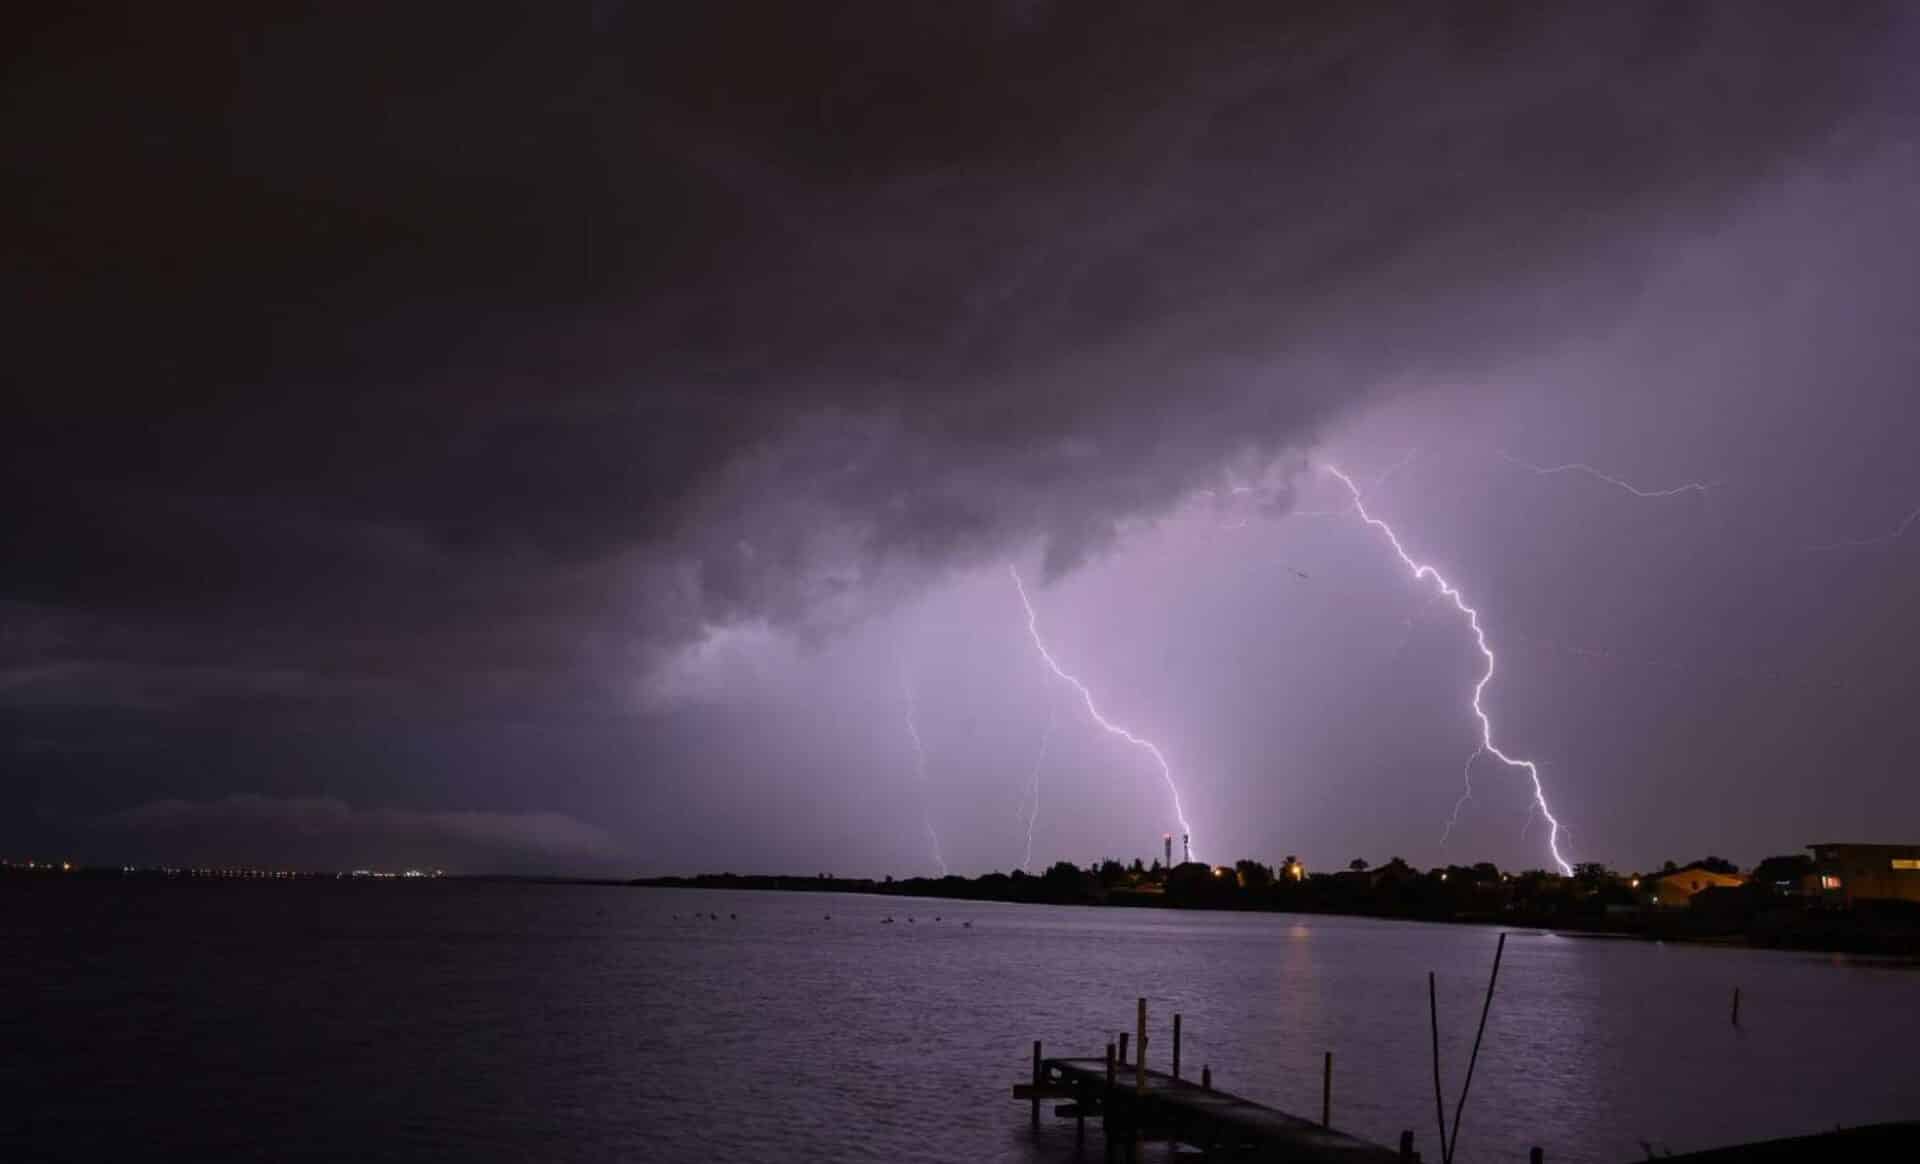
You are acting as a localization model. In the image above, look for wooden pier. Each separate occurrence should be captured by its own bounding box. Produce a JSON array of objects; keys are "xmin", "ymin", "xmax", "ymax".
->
[
  {"xmin": 1020, "ymin": 1054, "xmax": 1406, "ymax": 1162},
  {"xmin": 1013, "ymin": 999, "xmax": 1416, "ymax": 1162},
  {"xmin": 1012, "ymin": 1002, "xmax": 1920, "ymax": 1163}
]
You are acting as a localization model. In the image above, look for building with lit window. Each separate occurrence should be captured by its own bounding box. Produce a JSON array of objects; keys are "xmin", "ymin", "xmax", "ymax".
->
[{"xmin": 1808, "ymin": 843, "xmax": 1920, "ymax": 905}]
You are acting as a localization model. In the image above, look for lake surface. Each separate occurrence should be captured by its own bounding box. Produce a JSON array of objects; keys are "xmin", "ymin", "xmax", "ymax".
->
[{"xmin": 5, "ymin": 881, "xmax": 1917, "ymax": 1163}]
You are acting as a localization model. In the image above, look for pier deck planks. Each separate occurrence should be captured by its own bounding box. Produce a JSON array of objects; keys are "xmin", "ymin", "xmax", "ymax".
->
[{"xmin": 1045, "ymin": 1057, "xmax": 1405, "ymax": 1161}]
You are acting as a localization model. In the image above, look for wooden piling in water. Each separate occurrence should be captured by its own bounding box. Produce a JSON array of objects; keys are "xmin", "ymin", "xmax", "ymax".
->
[
  {"xmin": 1172, "ymin": 1013, "xmax": 1182, "ymax": 1080},
  {"xmin": 1135, "ymin": 998, "xmax": 1146, "ymax": 1098},
  {"xmin": 1731, "ymin": 986, "xmax": 1741, "ymax": 1026},
  {"xmin": 1530, "ymin": 1148, "xmax": 1544, "ymax": 1164},
  {"xmin": 1117, "ymin": 1031, "xmax": 1128, "ymax": 1065},
  {"xmin": 1104, "ymin": 1042, "xmax": 1117, "ymax": 1163},
  {"xmin": 1031, "ymin": 1040, "xmax": 1042, "ymax": 1130},
  {"xmin": 1399, "ymin": 1130, "xmax": 1415, "ymax": 1160},
  {"xmin": 1201, "ymin": 1064, "xmax": 1211, "ymax": 1090},
  {"xmin": 1323, "ymin": 1050, "xmax": 1333, "ymax": 1127}
]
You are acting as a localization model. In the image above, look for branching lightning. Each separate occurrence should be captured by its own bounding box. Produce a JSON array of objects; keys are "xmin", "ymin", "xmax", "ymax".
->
[
  {"xmin": 1009, "ymin": 564, "xmax": 1197, "ymax": 859},
  {"xmin": 898, "ymin": 661, "xmax": 948, "ymax": 877},
  {"xmin": 1442, "ymin": 745, "xmax": 1483, "ymax": 848},
  {"xmin": 1372, "ymin": 447, "xmax": 1421, "ymax": 488},
  {"xmin": 1802, "ymin": 501, "xmax": 1920, "ymax": 553},
  {"xmin": 1019, "ymin": 698, "xmax": 1057, "ymax": 873},
  {"xmin": 1498, "ymin": 450, "xmax": 1716, "ymax": 499},
  {"xmin": 1324, "ymin": 466, "xmax": 1574, "ymax": 876}
]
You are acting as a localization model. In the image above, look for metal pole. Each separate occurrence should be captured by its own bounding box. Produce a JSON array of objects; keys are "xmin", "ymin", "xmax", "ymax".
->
[
  {"xmin": 1445, "ymin": 932, "xmax": 1506, "ymax": 1164},
  {"xmin": 1322, "ymin": 1050, "xmax": 1332, "ymax": 1127},
  {"xmin": 1428, "ymin": 972, "xmax": 1449, "ymax": 1164}
]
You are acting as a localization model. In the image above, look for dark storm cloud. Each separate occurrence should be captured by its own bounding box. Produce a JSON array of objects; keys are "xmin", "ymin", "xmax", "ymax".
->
[
  {"xmin": 104, "ymin": 795, "xmax": 618, "ymax": 868},
  {"xmin": 3, "ymin": 0, "xmax": 1906, "ymax": 712}
]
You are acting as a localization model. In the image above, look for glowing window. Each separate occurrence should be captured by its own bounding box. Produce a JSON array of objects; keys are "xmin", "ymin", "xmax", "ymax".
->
[
  {"xmin": 1820, "ymin": 875, "xmax": 1843, "ymax": 890},
  {"xmin": 1892, "ymin": 859, "xmax": 1920, "ymax": 871}
]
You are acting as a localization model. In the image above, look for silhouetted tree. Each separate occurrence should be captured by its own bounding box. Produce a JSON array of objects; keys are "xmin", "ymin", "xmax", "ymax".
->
[
  {"xmin": 1752, "ymin": 854, "xmax": 1813, "ymax": 890},
  {"xmin": 1041, "ymin": 861, "xmax": 1084, "ymax": 901},
  {"xmin": 1573, "ymin": 862, "xmax": 1615, "ymax": 887},
  {"xmin": 1349, "ymin": 858, "xmax": 1369, "ymax": 872}
]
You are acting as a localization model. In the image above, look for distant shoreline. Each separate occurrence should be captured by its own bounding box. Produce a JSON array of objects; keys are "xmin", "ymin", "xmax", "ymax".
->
[
  {"xmin": 13, "ymin": 862, "xmax": 1914, "ymax": 958},
  {"xmin": 629, "ymin": 869, "xmax": 1920, "ymax": 958}
]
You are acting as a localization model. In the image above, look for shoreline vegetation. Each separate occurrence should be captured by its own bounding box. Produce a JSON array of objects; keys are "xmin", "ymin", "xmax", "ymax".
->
[
  {"xmin": 12, "ymin": 856, "xmax": 1913, "ymax": 956},
  {"xmin": 632, "ymin": 857, "xmax": 1920, "ymax": 957}
]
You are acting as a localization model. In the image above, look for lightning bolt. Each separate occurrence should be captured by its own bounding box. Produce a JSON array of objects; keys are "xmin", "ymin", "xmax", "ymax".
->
[
  {"xmin": 1499, "ymin": 450, "xmax": 1716, "ymax": 499},
  {"xmin": 898, "ymin": 661, "xmax": 948, "ymax": 877},
  {"xmin": 1372, "ymin": 447, "xmax": 1421, "ymax": 488},
  {"xmin": 1019, "ymin": 698, "xmax": 1057, "ymax": 873},
  {"xmin": 1802, "ymin": 501, "xmax": 1920, "ymax": 553},
  {"xmin": 1009, "ymin": 564, "xmax": 1197, "ymax": 859},
  {"xmin": 1324, "ymin": 466, "xmax": 1574, "ymax": 876},
  {"xmin": 1442, "ymin": 745, "xmax": 1483, "ymax": 848}
]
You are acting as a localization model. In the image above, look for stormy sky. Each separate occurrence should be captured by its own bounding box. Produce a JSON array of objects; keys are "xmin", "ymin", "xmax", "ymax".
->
[{"xmin": 6, "ymin": 2, "xmax": 1917, "ymax": 876}]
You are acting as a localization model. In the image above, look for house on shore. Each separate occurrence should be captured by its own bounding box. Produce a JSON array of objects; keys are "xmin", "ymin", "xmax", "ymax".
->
[
  {"xmin": 1639, "ymin": 866, "xmax": 1746, "ymax": 908},
  {"xmin": 1809, "ymin": 843, "xmax": 1920, "ymax": 905}
]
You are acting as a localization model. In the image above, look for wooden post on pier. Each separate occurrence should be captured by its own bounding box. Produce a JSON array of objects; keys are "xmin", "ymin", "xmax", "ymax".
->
[
  {"xmin": 1731, "ymin": 986, "xmax": 1741, "ymax": 1026},
  {"xmin": 1104, "ymin": 1042, "xmax": 1117, "ymax": 1163},
  {"xmin": 1398, "ymin": 1130, "xmax": 1414, "ymax": 1160},
  {"xmin": 1172, "ymin": 1013, "xmax": 1182, "ymax": 1080},
  {"xmin": 1031, "ymin": 1040, "xmax": 1043, "ymax": 1130},
  {"xmin": 1323, "ymin": 1050, "xmax": 1333, "ymax": 1127},
  {"xmin": 1016, "ymin": 1036, "xmax": 1419, "ymax": 1164},
  {"xmin": 1117, "ymin": 1032, "xmax": 1129, "ymax": 1065},
  {"xmin": 1530, "ymin": 1148, "xmax": 1544, "ymax": 1164},
  {"xmin": 1135, "ymin": 998, "xmax": 1147, "ymax": 1098},
  {"xmin": 1132, "ymin": 1003, "xmax": 1146, "ymax": 1164}
]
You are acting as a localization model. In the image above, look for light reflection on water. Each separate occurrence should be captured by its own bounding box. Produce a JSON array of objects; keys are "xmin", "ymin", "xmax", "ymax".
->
[{"xmin": 5, "ymin": 882, "xmax": 1917, "ymax": 1163}]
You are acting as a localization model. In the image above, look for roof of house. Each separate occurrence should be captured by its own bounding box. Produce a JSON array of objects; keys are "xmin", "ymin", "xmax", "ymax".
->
[{"xmin": 1643, "ymin": 868, "xmax": 1745, "ymax": 888}]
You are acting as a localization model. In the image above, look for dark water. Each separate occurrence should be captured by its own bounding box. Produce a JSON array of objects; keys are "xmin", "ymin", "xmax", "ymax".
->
[{"xmin": 5, "ymin": 882, "xmax": 1917, "ymax": 1163}]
